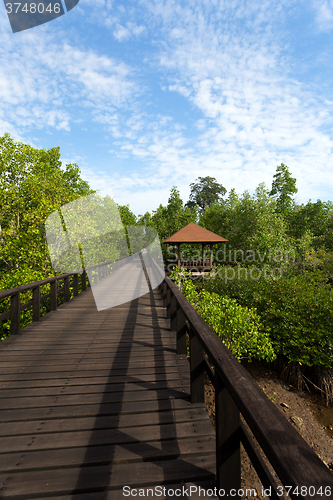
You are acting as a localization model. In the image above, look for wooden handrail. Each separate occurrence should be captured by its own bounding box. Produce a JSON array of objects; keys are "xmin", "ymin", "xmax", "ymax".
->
[
  {"xmin": 162, "ymin": 275, "xmax": 333, "ymax": 500},
  {"xmin": 0, "ymin": 272, "xmax": 81, "ymax": 300},
  {"xmin": 0, "ymin": 270, "xmax": 89, "ymax": 335},
  {"xmin": 0, "ymin": 256, "xmax": 139, "ymax": 336}
]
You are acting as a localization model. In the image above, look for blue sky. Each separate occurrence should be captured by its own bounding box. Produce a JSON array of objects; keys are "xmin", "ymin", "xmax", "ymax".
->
[{"xmin": 1, "ymin": 0, "xmax": 333, "ymax": 215}]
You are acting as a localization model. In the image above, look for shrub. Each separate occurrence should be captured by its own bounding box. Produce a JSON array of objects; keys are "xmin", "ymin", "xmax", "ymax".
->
[
  {"xmin": 204, "ymin": 268, "xmax": 333, "ymax": 368},
  {"xmin": 180, "ymin": 278, "xmax": 276, "ymax": 362}
]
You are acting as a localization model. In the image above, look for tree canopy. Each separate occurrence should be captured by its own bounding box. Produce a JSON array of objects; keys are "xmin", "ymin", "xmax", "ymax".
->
[{"xmin": 186, "ymin": 176, "xmax": 226, "ymax": 211}]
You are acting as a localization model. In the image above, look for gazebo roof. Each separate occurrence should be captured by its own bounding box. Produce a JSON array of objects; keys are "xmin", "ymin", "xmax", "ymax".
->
[{"xmin": 162, "ymin": 222, "xmax": 228, "ymax": 244}]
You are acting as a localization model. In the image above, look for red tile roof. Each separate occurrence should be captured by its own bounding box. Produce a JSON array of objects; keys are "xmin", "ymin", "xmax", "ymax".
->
[{"xmin": 162, "ymin": 222, "xmax": 228, "ymax": 244}]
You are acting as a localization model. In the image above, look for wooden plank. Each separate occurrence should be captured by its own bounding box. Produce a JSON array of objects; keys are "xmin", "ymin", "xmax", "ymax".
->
[
  {"xmin": 0, "ymin": 399, "xmax": 204, "ymax": 423},
  {"xmin": 0, "ymin": 435, "xmax": 215, "ymax": 473},
  {"xmin": 0, "ymin": 350, "xmax": 181, "ymax": 363},
  {"xmin": 0, "ymin": 406, "xmax": 209, "ymax": 437},
  {"xmin": 0, "ymin": 380, "xmax": 190, "ymax": 398},
  {"xmin": 0, "ymin": 386, "xmax": 191, "ymax": 410},
  {"xmin": 0, "ymin": 358, "xmax": 189, "ymax": 372},
  {"xmin": 0, "ymin": 342, "xmax": 177, "ymax": 354},
  {"xmin": 0, "ymin": 373, "xmax": 190, "ymax": 389},
  {"xmin": 0, "ymin": 455, "xmax": 216, "ymax": 498},
  {"xmin": 0, "ymin": 419, "xmax": 215, "ymax": 453},
  {"xmin": 0, "ymin": 366, "xmax": 188, "ymax": 381}
]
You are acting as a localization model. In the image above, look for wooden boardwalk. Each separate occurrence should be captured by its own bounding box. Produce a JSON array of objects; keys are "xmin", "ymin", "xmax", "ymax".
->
[{"xmin": 0, "ymin": 287, "xmax": 216, "ymax": 499}]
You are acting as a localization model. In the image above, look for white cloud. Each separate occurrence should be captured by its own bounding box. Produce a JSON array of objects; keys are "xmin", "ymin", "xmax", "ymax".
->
[
  {"xmin": 0, "ymin": 29, "xmax": 136, "ymax": 136},
  {"xmin": 1, "ymin": 0, "xmax": 332, "ymax": 210}
]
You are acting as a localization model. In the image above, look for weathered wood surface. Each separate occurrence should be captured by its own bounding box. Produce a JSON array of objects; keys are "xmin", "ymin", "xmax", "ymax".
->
[{"xmin": 0, "ymin": 288, "xmax": 216, "ymax": 499}]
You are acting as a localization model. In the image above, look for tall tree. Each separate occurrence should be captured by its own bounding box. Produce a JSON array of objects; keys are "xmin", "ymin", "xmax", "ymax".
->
[
  {"xmin": 186, "ymin": 176, "xmax": 226, "ymax": 211},
  {"xmin": 270, "ymin": 163, "xmax": 298, "ymax": 212},
  {"xmin": 150, "ymin": 187, "xmax": 197, "ymax": 242},
  {"xmin": 0, "ymin": 133, "xmax": 94, "ymax": 286}
]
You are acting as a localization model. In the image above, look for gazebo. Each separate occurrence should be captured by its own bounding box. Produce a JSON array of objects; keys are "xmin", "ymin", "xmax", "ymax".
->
[{"xmin": 163, "ymin": 222, "xmax": 228, "ymax": 270}]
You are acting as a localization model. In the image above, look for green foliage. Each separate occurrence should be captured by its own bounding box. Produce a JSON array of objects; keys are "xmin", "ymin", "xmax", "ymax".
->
[
  {"xmin": 186, "ymin": 176, "xmax": 226, "ymax": 212},
  {"xmin": 204, "ymin": 270, "xmax": 333, "ymax": 368},
  {"xmin": 0, "ymin": 133, "xmax": 95, "ymax": 339},
  {"xmin": 0, "ymin": 132, "xmax": 94, "ymax": 277},
  {"xmin": 286, "ymin": 200, "xmax": 333, "ymax": 251},
  {"xmin": 171, "ymin": 270, "xmax": 275, "ymax": 362}
]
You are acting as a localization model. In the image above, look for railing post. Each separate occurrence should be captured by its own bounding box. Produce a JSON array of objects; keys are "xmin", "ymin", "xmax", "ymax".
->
[
  {"xmin": 87, "ymin": 269, "xmax": 92, "ymax": 288},
  {"xmin": 82, "ymin": 270, "xmax": 87, "ymax": 291},
  {"xmin": 215, "ymin": 370, "xmax": 241, "ymax": 498},
  {"xmin": 189, "ymin": 326, "xmax": 205, "ymax": 403},
  {"xmin": 166, "ymin": 287, "xmax": 171, "ymax": 319},
  {"xmin": 73, "ymin": 274, "xmax": 79, "ymax": 296},
  {"xmin": 170, "ymin": 295, "xmax": 177, "ymax": 331},
  {"xmin": 32, "ymin": 285, "xmax": 40, "ymax": 322},
  {"xmin": 10, "ymin": 292, "xmax": 20, "ymax": 335},
  {"xmin": 162, "ymin": 281, "xmax": 167, "ymax": 307},
  {"xmin": 50, "ymin": 280, "xmax": 57, "ymax": 311},
  {"xmin": 176, "ymin": 308, "xmax": 187, "ymax": 355},
  {"xmin": 64, "ymin": 276, "xmax": 70, "ymax": 302}
]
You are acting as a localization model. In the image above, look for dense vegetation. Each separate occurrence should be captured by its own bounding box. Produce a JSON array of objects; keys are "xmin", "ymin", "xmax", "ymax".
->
[{"xmin": 1, "ymin": 134, "xmax": 333, "ymax": 403}]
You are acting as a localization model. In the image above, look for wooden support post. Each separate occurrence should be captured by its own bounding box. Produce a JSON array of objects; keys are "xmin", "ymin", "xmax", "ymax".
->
[
  {"xmin": 87, "ymin": 269, "xmax": 93, "ymax": 289},
  {"xmin": 210, "ymin": 244, "xmax": 213, "ymax": 268},
  {"xmin": 32, "ymin": 285, "xmax": 40, "ymax": 322},
  {"xmin": 50, "ymin": 280, "xmax": 57, "ymax": 311},
  {"xmin": 82, "ymin": 270, "xmax": 87, "ymax": 291},
  {"xmin": 189, "ymin": 326, "xmax": 205, "ymax": 403},
  {"xmin": 177, "ymin": 244, "xmax": 181, "ymax": 269},
  {"xmin": 162, "ymin": 281, "xmax": 167, "ymax": 307},
  {"xmin": 176, "ymin": 307, "xmax": 187, "ymax": 355},
  {"xmin": 64, "ymin": 276, "xmax": 70, "ymax": 302},
  {"xmin": 10, "ymin": 292, "xmax": 20, "ymax": 335},
  {"xmin": 73, "ymin": 274, "xmax": 79, "ymax": 296},
  {"xmin": 166, "ymin": 287, "xmax": 171, "ymax": 319},
  {"xmin": 170, "ymin": 295, "xmax": 177, "ymax": 332},
  {"xmin": 202, "ymin": 244, "xmax": 205, "ymax": 266},
  {"xmin": 215, "ymin": 370, "xmax": 241, "ymax": 497}
]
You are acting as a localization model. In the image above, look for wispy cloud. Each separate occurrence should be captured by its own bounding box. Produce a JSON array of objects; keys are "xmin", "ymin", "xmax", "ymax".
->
[
  {"xmin": 0, "ymin": 28, "xmax": 136, "ymax": 136},
  {"xmin": 312, "ymin": 0, "xmax": 333, "ymax": 32}
]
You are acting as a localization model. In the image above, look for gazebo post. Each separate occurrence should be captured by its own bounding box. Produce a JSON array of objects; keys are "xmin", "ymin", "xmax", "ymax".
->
[
  {"xmin": 202, "ymin": 244, "xmax": 205, "ymax": 267},
  {"xmin": 210, "ymin": 244, "xmax": 213, "ymax": 268},
  {"xmin": 177, "ymin": 244, "xmax": 181, "ymax": 269}
]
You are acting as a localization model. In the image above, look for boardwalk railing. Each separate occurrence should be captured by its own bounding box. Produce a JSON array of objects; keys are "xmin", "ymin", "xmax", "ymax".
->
[
  {"xmin": 161, "ymin": 275, "xmax": 332, "ymax": 500},
  {"xmin": 0, "ymin": 259, "xmax": 121, "ymax": 336},
  {"xmin": 0, "ymin": 270, "xmax": 89, "ymax": 335}
]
